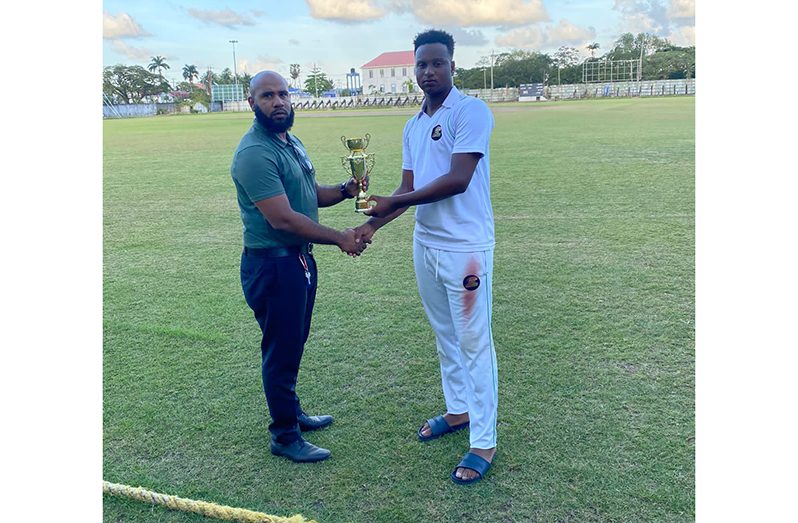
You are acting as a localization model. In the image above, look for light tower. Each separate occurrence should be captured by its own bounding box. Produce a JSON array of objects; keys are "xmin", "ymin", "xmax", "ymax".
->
[{"xmin": 229, "ymin": 40, "xmax": 239, "ymax": 100}]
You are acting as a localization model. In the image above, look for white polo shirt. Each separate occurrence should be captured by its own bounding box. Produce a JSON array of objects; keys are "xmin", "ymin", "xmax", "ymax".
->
[{"xmin": 402, "ymin": 86, "xmax": 495, "ymax": 252}]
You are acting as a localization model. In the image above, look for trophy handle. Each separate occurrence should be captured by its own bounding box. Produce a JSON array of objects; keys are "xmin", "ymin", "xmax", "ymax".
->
[
  {"xmin": 340, "ymin": 156, "xmax": 352, "ymax": 177},
  {"xmin": 363, "ymin": 133, "xmax": 371, "ymax": 148},
  {"xmin": 340, "ymin": 136, "xmax": 348, "ymax": 149}
]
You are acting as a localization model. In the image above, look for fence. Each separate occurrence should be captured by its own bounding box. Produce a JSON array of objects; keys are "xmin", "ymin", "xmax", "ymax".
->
[
  {"xmin": 545, "ymin": 78, "xmax": 695, "ymax": 100},
  {"xmin": 291, "ymin": 94, "xmax": 425, "ymax": 111},
  {"xmin": 103, "ymin": 78, "xmax": 695, "ymax": 118},
  {"xmin": 461, "ymin": 88, "xmax": 520, "ymax": 102},
  {"xmin": 103, "ymin": 103, "xmax": 156, "ymax": 118},
  {"xmin": 103, "ymin": 103, "xmax": 191, "ymax": 118}
]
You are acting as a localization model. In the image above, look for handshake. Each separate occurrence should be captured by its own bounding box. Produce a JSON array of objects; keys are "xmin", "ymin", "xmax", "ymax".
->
[
  {"xmin": 334, "ymin": 177, "xmax": 402, "ymax": 257},
  {"xmin": 336, "ymin": 222, "xmax": 377, "ymax": 257}
]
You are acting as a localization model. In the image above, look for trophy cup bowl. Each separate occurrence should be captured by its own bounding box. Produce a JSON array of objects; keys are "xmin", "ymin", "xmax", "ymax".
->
[{"xmin": 340, "ymin": 133, "xmax": 375, "ymax": 213}]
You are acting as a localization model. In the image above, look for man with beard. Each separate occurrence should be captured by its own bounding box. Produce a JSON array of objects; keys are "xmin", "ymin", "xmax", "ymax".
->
[
  {"xmin": 356, "ymin": 30, "xmax": 498, "ymax": 484},
  {"xmin": 231, "ymin": 71, "xmax": 367, "ymax": 463}
]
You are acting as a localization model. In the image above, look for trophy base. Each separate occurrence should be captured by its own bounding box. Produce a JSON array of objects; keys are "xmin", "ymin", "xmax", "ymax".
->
[{"xmin": 355, "ymin": 199, "xmax": 369, "ymax": 213}]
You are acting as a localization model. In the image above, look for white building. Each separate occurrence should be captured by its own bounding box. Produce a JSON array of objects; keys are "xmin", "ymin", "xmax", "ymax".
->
[{"xmin": 361, "ymin": 51, "xmax": 416, "ymax": 94}]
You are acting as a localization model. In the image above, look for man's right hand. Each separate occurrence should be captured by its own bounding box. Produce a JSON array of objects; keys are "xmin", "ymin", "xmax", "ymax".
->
[
  {"xmin": 338, "ymin": 228, "xmax": 367, "ymax": 256},
  {"xmin": 354, "ymin": 222, "xmax": 376, "ymax": 245}
]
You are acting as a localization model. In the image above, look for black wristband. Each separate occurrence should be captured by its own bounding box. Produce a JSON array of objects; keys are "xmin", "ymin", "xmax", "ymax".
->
[{"xmin": 340, "ymin": 181, "xmax": 354, "ymax": 199}]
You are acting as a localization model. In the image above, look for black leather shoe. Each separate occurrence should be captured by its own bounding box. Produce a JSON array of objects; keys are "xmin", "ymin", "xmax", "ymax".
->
[
  {"xmin": 298, "ymin": 413, "xmax": 334, "ymax": 431},
  {"xmin": 270, "ymin": 439, "xmax": 331, "ymax": 463}
]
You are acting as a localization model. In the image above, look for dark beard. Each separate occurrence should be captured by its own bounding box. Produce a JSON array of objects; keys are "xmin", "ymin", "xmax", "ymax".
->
[{"xmin": 254, "ymin": 105, "xmax": 295, "ymax": 133}]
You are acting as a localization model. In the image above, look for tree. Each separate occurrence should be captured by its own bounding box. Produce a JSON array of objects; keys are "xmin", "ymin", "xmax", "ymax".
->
[
  {"xmin": 642, "ymin": 46, "xmax": 695, "ymax": 80},
  {"xmin": 218, "ymin": 68, "xmax": 234, "ymax": 84},
  {"xmin": 147, "ymin": 56, "xmax": 170, "ymax": 79},
  {"xmin": 586, "ymin": 42, "xmax": 600, "ymax": 59},
  {"xmin": 290, "ymin": 64, "xmax": 301, "ymax": 88},
  {"xmin": 552, "ymin": 46, "xmax": 580, "ymax": 84},
  {"xmin": 103, "ymin": 64, "xmax": 171, "ymax": 103},
  {"xmin": 240, "ymin": 72, "xmax": 252, "ymax": 97},
  {"xmin": 492, "ymin": 49, "xmax": 552, "ymax": 87},
  {"xmin": 174, "ymin": 80, "xmax": 210, "ymax": 106},
  {"xmin": 600, "ymin": 32, "xmax": 693, "ymax": 80},
  {"xmin": 201, "ymin": 68, "xmax": 214, "ymax": 94},
  {"xmin": 605, "ymin": 32, "xmax": 670, "ymax": 62},
  {"xmin": 455, "ymin": 67, "xmax": 486, "ymax": 89},
  {"xmin": 182, "ymin": 64, "xmax": 199, "ymax": 83},
  {"xmin": 304, "ymin": 66, "xmax": 333, "ymax": 97},
  {"xmin": 455, "ymin": 50, "xmax": 553, "ymax": 89}
]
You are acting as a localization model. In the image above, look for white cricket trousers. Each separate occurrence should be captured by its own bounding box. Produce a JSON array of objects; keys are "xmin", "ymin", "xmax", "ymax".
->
[{"xmin": 413, "ymin": 240, "xmax": 498, "ymax": 449}]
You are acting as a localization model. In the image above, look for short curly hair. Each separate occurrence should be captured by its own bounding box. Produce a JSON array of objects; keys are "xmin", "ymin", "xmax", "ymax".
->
[{"xmin": 413, "ymin": 29, "xmax": 455, "ymax": 58}]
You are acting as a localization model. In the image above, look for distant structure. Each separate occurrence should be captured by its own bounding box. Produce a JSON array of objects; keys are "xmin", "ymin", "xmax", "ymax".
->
[
  {"xmin": 345, "ymin": 68, "xmax": 362, "ymax": 95},
  {"xmin": 361, "ymin": 51, "xmax": 415, "ymax": 95}
]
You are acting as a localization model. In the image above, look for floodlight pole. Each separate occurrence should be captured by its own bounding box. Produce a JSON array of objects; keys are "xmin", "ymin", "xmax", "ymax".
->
[
  {"xmin": 490, "ymin": 50, "xmax": 495, "ymax": 92},
  {"xmin": 638, "ymin": 35, "xmax": 645, "ymax": 82},
  {"xmin": 229, "ymin": 40, "xmax": 239, "ymax": 100}
]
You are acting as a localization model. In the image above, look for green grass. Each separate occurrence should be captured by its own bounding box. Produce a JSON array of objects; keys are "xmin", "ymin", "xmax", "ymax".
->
[{"xmin": 104, "ymin": 97, "xmax": 694, "ymax": 522}]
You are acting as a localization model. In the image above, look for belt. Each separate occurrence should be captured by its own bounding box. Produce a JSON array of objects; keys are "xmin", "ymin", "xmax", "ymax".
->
[{"xmin": 243, "ymin": 243, "xmax": 313, "ymax": 257}]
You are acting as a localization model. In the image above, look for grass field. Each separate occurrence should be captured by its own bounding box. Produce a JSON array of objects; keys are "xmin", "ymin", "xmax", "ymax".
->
[{"xmin": 103, "ymin": 96, "xmax": 694, "ymax": 523}]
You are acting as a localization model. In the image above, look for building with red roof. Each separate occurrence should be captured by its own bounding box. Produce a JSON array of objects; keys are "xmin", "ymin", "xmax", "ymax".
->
[{"xmin": 361, "ymin": 51, "xmax": 416, "ymax": 95}]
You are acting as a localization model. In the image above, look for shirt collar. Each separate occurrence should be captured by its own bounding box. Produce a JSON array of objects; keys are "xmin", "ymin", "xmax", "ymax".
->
[{"xmin": 417, "ymin": 86, "xmax": 461, "ymax": 119}]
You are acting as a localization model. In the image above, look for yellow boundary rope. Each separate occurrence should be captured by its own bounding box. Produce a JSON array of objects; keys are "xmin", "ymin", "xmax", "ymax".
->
[{"xmin": 103, "ymin": 481, "xmax": 317, "ymax": 523}]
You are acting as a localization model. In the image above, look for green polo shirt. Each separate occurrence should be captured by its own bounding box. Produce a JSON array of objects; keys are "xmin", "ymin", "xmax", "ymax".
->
[{"xmin": 230, "ymin": 121, "xmax": 319, "ymax": 248}]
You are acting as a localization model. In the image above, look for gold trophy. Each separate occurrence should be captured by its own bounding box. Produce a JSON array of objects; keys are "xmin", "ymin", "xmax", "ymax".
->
[{"xmin": 340, "ymin": 134, "xmax": 375, "ymax": 212}]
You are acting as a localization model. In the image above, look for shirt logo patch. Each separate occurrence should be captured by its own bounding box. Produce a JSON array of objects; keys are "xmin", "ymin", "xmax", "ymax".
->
[
  {"xmin": 431, "ymin": 125, "xmax": 443, "ymax": 141},
  {"xmin": 463, "ymin": 275, "xmax": 480, "ymax": 291}
]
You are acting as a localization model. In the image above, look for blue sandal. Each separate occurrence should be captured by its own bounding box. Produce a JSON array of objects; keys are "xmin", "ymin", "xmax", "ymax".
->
[
  {"xmin": 417, "ymin": 415, "xmax": 469, "ymax": 442},
  {"xmin": 451, "ymin": 451, "xmax": 493, "ymax": 484}
]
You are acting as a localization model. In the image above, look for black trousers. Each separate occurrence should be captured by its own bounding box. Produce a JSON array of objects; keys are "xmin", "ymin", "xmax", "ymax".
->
[{"xmin": 240, "ymin": 250, "xmax": 318, "ymax": 444}]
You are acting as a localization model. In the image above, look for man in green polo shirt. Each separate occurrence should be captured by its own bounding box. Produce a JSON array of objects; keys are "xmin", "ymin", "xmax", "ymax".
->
[{"xmin": 231, "ymin": 71, "xmax": 367, "ymax": 463}]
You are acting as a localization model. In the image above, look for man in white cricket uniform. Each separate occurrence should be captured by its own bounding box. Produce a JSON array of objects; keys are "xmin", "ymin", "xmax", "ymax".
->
[{"xmin": 356, "ymin": 29, "xmax": 498, "ymax": 484}]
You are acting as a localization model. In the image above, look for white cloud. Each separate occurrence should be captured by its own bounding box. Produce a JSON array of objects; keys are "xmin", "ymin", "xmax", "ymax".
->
[
  {"xmin": 548, "ymin": 19, "xmax": 596, "ymax": 45},
  {"xmin": 306, "ymin": 0, "xmax": 385, "ymax": 22},
  {"xmin": 110, "ymin": 40, "xmax": 153, "ymax": 61},
  {"xmin": 185, "ymin": 8, "xmax": 258, "ymax": 28},
  {"xmin": 622, "ymin": 11, "xmax": 662, "ymax": 34},
  {"xmin": 669, "ymin": 0, "xmax": 694, "ymax": 20},
  {"xmin": 103, "ymin": 11, "xmax": 149, "ymax": 39},
  {"xmin": 496, "ymin": 27, "xmax": 545, "ymax": 49},
  {"xmin": 613, "ymin": 0, "xmax": 668, "ymax": 34},
  {"xmin": 239, "ymin": 56, "xmax": 285, "ymax": 75},
  {"xmin": 447, "ymin": 27, "xmax": 489, "ymax": 47},
  {"xmin": 669, "ymin": 25, "xmax": 695, "ymax": 46},
  {"xmin": 614, "ymin": 0, "xmax": 694, "ymax": 35},
  {"xmin": 613, "ymin": 0, "xmax": 694, "ymax": 46},
  {"xmin": 305, "ymin": 0, "xmax": 547, "ymax": 27},
  {"xmin": 496, "ymin": 19, "xmax": 595, "ymax": 50},
  {"xmin": 379, "ymin": 0, "xmax": 412, "ymax": 13},
  {"xmin": 411, "ymin": 0, "xmax": 548, "ymax": 27}
]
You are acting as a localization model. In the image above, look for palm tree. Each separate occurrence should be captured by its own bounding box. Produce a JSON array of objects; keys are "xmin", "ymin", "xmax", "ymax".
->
[
  {"xmin": 586, "ymin": 42, "xmax": 600, "ymax": 59},
  {"xmin": 290, "ymin": 64, "xmax": 301, "ymax": 88},
  {"xmin": 182, "ymin": 64, "xmax": 199, "ymax": 83},
  {"xmin": 148, "ymin": 56, "xmax": 170, "ymax": 79},
  {"xmin": 240, "ymin": 72, "xmax": 253, "ymax": 97}
]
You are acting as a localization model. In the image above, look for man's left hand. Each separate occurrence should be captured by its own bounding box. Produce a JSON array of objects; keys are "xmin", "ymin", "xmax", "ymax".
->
[
  {"xmin": 363, "ymin": 194, "xmax": 397, "ymax": 218},
  {"xmin": 345, "ymin": 175, "xmax": 369, "ymax": 198}
]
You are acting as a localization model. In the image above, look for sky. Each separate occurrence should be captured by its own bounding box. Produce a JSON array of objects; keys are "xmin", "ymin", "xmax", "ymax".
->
[{"xmin": 102, "ymin": 0, "xmax": 695, "ymax": 87}]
